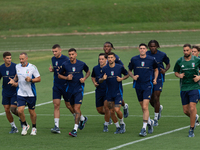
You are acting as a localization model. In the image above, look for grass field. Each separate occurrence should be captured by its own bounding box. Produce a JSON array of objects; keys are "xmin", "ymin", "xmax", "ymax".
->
[{"xmin": 0, "ymin": 31, "xmax": 200, "ymax": 150}]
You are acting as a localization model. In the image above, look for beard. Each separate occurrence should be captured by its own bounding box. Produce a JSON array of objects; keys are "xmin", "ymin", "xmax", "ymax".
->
[{"xmin": 184, "ymin": 54, "xmax": 191, "ymax": 58}]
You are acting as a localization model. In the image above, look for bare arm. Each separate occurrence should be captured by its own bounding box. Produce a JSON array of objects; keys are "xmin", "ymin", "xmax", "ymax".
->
[
  {"xmin": 99, "ymin": 73, "xmax": 107, "ymax": 83},
  {"xmin": 153, "ymin": 68, "xmax": 159, "ymax": 85},
  {"xmin": 116, "ymin": 74, "xmax": 129, "ymax": 82},
  {"xmin": 25, "ymin": 76, "xmax": 41, "ymax": 83},
  {"xmin": 49, "ymin": 64, "xmax": 54, "ymax": 72},
  {"xmin": 128, "ymin": 70, "xmax": 139, "ymax": 80},
  {"xmin": 175, "ymin": 72, "xmax": 185, "ymax": 78},
  {"xmin": 80, "ymin": 70, "xmax": 91, "ymax": 83},
  {"xmin": 160, "ymin": 63, "xmax": 170, "ymax": 74},
  {"xmin": 91, "ymin": 77, "xmax": 99, "ymax": 87}
]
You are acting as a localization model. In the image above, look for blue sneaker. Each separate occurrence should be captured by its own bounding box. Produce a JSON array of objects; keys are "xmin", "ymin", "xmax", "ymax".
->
[
  {"xmin": 69, "ymin": 129, "xmax": 77, "ymax": 137},
  {"xmin": 188, "ymin": 129, "xmax": 195, "ymax": 137},
  {"xmin": 120, "ymin": 123, "xmax": 126, "ymax": 133},
  {"xmin": 114, "ymin": 127, "xmax": 121, "ymax": 134},
  {"xmin": 153, "ymin": 119, "xmax": 158, "ymax": 126},
  {"xmin": 78, "ymin": 116, "xmax": 88, "ymax": 130},
  {"xmin": 158, "ymin": 105, "xmax": 163, "ymax": 120},
  {"xmin": 147, "ymin": 119, "xmax": 154, "ymax": 134},
  {"xmin": 123, "ymin": 103, "xmax": 129, "ymax": 118},
  {"xmin": 51, "ymin": 125, "xmax": 61, "ymax": 134},
  {"xmin": 139, "ymin": 128, "xmax": 147, "ymax": 137},
  {"xmin": 19, "ymin": 118, "xmax": 23, "ymax": 128},
  {"xmin": 9, "ymin": 127, "xmax": 18, "ymax": 134},
  {"xmin": 103, "ymin": 125, "xmax": 108, "ymax": 132}
]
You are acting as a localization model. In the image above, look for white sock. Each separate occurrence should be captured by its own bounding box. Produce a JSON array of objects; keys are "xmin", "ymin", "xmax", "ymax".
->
[
  {"xmin": 142, "ymin": 122, "xmax": 147, "ymax": 130},
  {"xmin": 119, "ymin": 118, "xmax": 124, "ymax": 124},
  {"xmin": 114, "ymin": 122, "xmax": 120, "ymax": 128},
  {"xmin": 80, "ymin": 115, "xmax": 85, "ymax": 121},
  {"xmin": 74, "ymin": 124, "xmax": 79, "ymax": 131},
  {"xmin": 154, "ymin": 113, "xmax": 159, "ymax": 120},
  {"xmin": 10, "ymin": 122, "xmax": 17, "ymax": 128},
  {"xmin": 104, "ymin": 121, "xmax": 109, "ymax": 126},
  {"xmin": 148, "ymin": 117, "xmax": 151, "ymax": 124},
  {"xmin": 54, "ymin": 118, "xmax": 59, "ymax": 127}
]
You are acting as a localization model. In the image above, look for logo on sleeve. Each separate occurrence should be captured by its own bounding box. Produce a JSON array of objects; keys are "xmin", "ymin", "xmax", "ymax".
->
[
  {"xmin": 141, "ymin": 62, "xmax": 145, "ymax": 66},
  {"xmin": 6, "ymin": 70, "xmax": 9, "ymax": 75},
  {"xmin": 72, "ymin": 67, "xmax": 76, "ymax": 72},
  {"xmin": 192, "ymin": 63, "xmax": 195, "ymax": 67},
  {"xmin": 111, "ymin": 71, "xmax": 114, "ymax": 76}
]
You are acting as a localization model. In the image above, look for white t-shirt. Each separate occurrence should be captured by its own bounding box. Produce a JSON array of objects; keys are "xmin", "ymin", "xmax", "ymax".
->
[{"xmin": 16, "ymin": 63, "xmax": 40, "ymax": 97}]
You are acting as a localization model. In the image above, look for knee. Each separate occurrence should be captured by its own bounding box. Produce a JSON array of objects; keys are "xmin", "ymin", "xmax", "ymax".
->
[
  {"xmin": 183, "ymin": 109, "xmax": 189, "ymax": 115},
  {"xmin": 10, "ymin": 107, "xmax": 17, "ymax": 114},
  {"xmin": 142, "ymin": 106, "xmax": 148, "ymax": 111},
  {"xmin": 18, "ymin": 109, "xmax": 24, "ymax": 115},
  {"xmin": 4, "ymin": 107, "xmax": 10, "ymax": 113},
  {"xmin": 114, "ymin": 108, "xmax": 120, "ymax": 113}
]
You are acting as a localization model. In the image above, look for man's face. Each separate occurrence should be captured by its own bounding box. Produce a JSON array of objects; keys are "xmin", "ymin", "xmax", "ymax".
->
[
  {"xmin": 149, "ymin": 43, "xmax": 157, "ymax": 54},
  {"xmin": 107, "ymin": 54, "xmax": 116, "ymax": 64},
  {"xmin": 52, "ymin": 47, "xmax": 61, "ymax": 58},
  {"xmin": 192, "ymin": 48, "xmax": 199, "ymax": 57},
  {"xmin": 103, "ymin": 43, "xmax": 112, "ymax": 54},
  {"xmin": 183, "ymin": 46, "xmax": 192, "ymax": 58},
  {"xmin": 19, "ymin": 54, "xmax": 28, "ymax": 66},
  {"xmin": 3, "ymin": 56, "xmax": 11, "ymax": 65},
  {"xmin": 99, "ymin": 55, "xmax": 107, "ymax": 66},
  {"xmin": 68, "ymin": 51, "xmax": 77, "ymax": 62},
  {"xmin": 139, "ymin": 46, "xmax": 147, "ymax": 56}
]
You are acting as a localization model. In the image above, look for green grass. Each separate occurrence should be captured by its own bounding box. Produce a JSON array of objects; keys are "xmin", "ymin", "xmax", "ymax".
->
[
  {"xmin": 0, "ymin": 44, "xmax": 200, "ymax": 149},
  {"xmin": 1, "ymin": 0, "xmax": 200, "ymax": 35}
]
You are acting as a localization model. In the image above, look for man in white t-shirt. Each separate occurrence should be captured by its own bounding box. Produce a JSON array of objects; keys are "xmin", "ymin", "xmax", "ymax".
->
[{"xmin": 9, "ymin": 52, "xmax": 41, "ymax": 136}]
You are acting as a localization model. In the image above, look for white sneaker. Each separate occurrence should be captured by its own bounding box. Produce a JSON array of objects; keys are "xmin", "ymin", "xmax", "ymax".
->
[
  {"xmin": 195, "ymin": 114, "xmax": 199, "ymax": 128},
  {"xmin": 21, "ymin": 124, "xmax": 30, "ymax": 136},
  {"xmin": 158, "ymin": 105, "xmax": 163, "ymax": 120},
  {"xmin": 30, "ymin": 127, "xmax": 37, "ymax": 135}
]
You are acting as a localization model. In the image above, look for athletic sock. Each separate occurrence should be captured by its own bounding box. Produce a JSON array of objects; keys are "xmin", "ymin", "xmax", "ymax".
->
[
  {"xmin": 154, "ymin": 113, "xmax": 159, "ymax": 120},
  {"xmin": 32, "ymin": 124, "xmax": 36, "ymax": 128},
  {"xmin": 22, "ymin": 121, "xmax": 27, "ymax": 126},
  {"xmin": 10, "ymin": 122, "xmax": 17, "ymax": 128},
  {"xmin": 54, "ymin": 118, "xmax": 59, "ymax": 127},
  {"xmin": 104, "ymin": 121, "xmax": 109, "ymax": 126},
  {"xmin": 80, "ymin": 115, "xmax": 85, "ymax": 121},
  {"xmin": 114, "ymin": 122, "xmax": 120, "ymax": 128},
  {"xmin": 148, "ymin": 117, "xmax": 151, "ymax": 124},
  {"xmin": 190, "ymin": 127, "xmax": 194, "ymax": 130},
  {"xmin": 119, "ymin": 118, "xmax": 124, "ymax": 124},
  {"xmin": 142, "ymin": 122, "xmax": 147, "ymax": 130},
  {"xmin": 74, "ymin": 124, "xmax": 79, "ymax": 131}
]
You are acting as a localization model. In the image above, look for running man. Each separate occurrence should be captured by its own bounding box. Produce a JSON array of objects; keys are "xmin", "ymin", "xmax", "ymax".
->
[
  {"xmin": 128, "ymin": 43, "xmax": 158, "ymax": 137},
  {"xmin": 147, "ymin": 40, "xmax": 170, "ymax": 126},
  {"xmin": 49, "ymin": 44, "xmax": 74, "ymax": 134},
  {"xmin": 58, "ymin": 48, "xmax": 90, "ymax": 137},
  {"xmin": 192, "ymin": 45, "xmax": 200, "ymax": 58},
  {"xmin": 174, "ymin": 44, "xmax": 200, "ymax": 137},
  {"xmin": 91, "ymin": 53, "xmax": 111, "ymax": 132},
  {"xmin": 9, "ymin": 52, "xmax": 41, "ymax": 136},
  {"xmin": 0, "ymin": 52, "xmax": 20, "ymax": 133},
  {"xmin": 103, "ymin": 42, "xmax": 129, "ymax": 118},
  {"xmin": 99, "ymin": 52, "xmax": 129, "ymax": 134}
]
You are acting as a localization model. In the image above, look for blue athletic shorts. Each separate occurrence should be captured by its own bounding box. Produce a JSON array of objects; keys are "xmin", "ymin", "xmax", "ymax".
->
[
  {"xmin": 68, "ymin": 92, "xmax": 83, "ymax": 105},
  {"xmin": 53, "ymin": 85, "xmax": 69, "ymax": 102},
  {"xmin": 153, "ymin": 81, "xmax": 163, "ymax": 92},
  {"xmin": 107, "ymin": 95, "xmax": 122, "ymax": 105},
  {"xmin": 95, "ymin": 91, "xmax": 106, "ymax": 107},
  {"xmin": 17, "ymin": 96, "xmax": 36, "ymax": 110},
  {"xmin": 180, "ymin": 90, "xmax": 199, "ymax": 105},
  {"xmin": 135, "ymin": 87, "xmax": 152, "ymax": 102},
  {"xmin": 2, "ymin": 94, "xmax": 17, "ymax": 106}
]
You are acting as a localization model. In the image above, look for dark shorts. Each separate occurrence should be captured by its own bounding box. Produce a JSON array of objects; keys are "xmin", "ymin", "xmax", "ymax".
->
[
  {"xmin": 53, "ymin": 85, "xmax": 69, "ymax": 102},
  {"xmin": 17, "ymin": 96, "xmax": 36, "ymax": 110},
  {"xmin": 95, "ymin": 91, "xmax": 106, "ymax": 107},
  {"xmin": 107, "ymin": 95, "xmax": 122, "ymax": 105},
  {"xmin": 2, "ymin": 94, "xmax": 17, "ymax": 106},
  {"xmin": 180, "ymin": 90, "xmax": 199, "ymax": 105},
  {"xmin": 153, "ymin": 81, "xmax": 163, "ymax": 92},
  {"xmin": 68, "ymin": 91, "xmax": 84, "ymax": 105},
  {"xmin": 135, "ymin": 87, "xmax": 152, "ymax": 102}
]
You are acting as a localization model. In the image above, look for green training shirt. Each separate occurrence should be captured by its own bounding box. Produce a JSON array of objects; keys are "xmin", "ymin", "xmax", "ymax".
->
[{"xmin": 173, "ymin": 55, "xmax": 200, "ymax": 91}]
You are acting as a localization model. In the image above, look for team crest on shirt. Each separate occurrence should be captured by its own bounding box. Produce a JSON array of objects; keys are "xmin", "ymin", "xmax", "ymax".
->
[
  {"xmin": 6, "ymin": 70, "xmax": 9, "ymax": 75},
  {"xmin": 141, "ymin": 62, "xmax": 145, "ymax": 66},
  {"xmin": 55, "ymin": 61, "xmax": 58, "ymax": 66},
  {"xmin": 26, "ymin": 70, "xmax": 29, "ymax": 74},
  {"xmin": 111, "ymin": 71, "xmax": 114, "ymax": 76},
  {"xmin": 72, "ymin": 67, "xmax": 76, "ymax": 72},
  {"xmin": 192, "ymin": 63, "xmax": 195, "ymax": 67}
]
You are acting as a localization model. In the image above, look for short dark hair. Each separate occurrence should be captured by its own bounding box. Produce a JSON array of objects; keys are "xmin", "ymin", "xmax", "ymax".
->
[
  {"xmin": 107, "ymin": 52, "xmax": 115, "ymax": 57},
  {"xmin": 68, "ymin": 48, "xmax": 76, "ymax": 53},
  {"xmin": 3, "ymin": 52, "xmax": 11, "ymax": 58},
  {"xmin": 148, "ymin": 40, "xmax": 160, "ymax": 48},
  {"xmin": 99, "ymin": 53, "xmax": 107, "ymax": 59},
  {"xmin": 52, "ymin": 44, "xmax": 61, "ymax": 49},
  {"xmin": 139, "ymin": 43, "xmax": 148, "ymax": 48},
  {"xmin": 104, "ymin": 42, "xmax": 115, "ymax": 50},
  {"xmin": 183, "ymin": 44, "xmax": 191, "ymax": 48},
  {"xmin": 20, "ymin": 52, "xmax": 28, "ymax": 57},
  {"xmin": 192, "ymin": 45, "xmax": 200, "ymax": 52}
]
